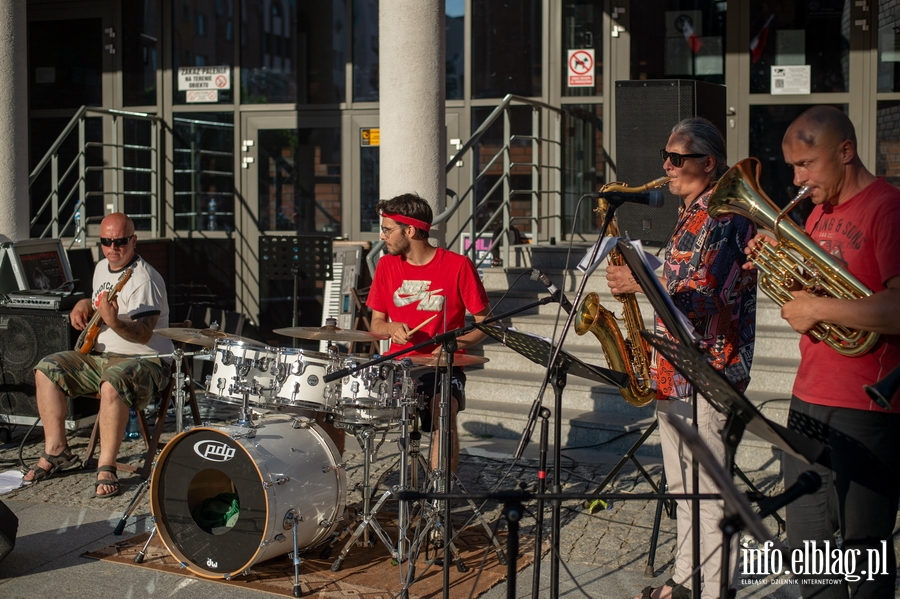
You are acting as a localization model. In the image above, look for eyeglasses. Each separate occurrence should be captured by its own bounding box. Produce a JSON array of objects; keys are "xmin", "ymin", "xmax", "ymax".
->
[
  {"xmin": 660, "ymin": 149, "xmax": 707, "ymax": 168},
  {"xmin": 380, "ymin": 225, "xmax": 408, "ymax": 236},
  {"xmin": 100, "ymin": 236, "xmax": 133, "ymax": 247}
]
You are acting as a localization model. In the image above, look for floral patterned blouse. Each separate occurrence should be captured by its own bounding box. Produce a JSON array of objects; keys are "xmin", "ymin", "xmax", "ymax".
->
[{"xmin": 654, "ymin": 188, "xmax": 759, "ymax": 400}]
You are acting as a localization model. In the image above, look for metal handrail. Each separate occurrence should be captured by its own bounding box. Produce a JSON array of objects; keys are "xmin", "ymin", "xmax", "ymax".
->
[
  {"xmin": 366, "ymin": 94, "xmax": 597, "ymax": 276},
  {"xmin": 28, "ymin": 107, "xmax": 163, "ymax": 246}
]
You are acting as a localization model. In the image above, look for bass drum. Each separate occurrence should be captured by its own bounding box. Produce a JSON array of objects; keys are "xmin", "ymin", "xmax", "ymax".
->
[{"xmin": 150, "ymin": 416, "xmax": 346, "ymax": 579}]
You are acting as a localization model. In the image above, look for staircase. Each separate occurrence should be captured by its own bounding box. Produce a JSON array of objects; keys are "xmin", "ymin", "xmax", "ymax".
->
[{"xmin": 456, "ymin": 244, "xmax": 798, "ymax": 475}]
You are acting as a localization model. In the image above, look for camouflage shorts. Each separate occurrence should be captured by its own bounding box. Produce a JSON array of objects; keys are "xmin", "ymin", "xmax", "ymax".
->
[{"xmin": 35, "ymin": 351, "xmax": 171, "ymax": 410}]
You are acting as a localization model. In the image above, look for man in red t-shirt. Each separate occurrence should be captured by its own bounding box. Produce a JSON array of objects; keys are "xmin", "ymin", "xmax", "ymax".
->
[
  {"xmin": 747, "ymin": 106, "xmax": 900, "ymax": 598},
  {"xmin": 367, "ymin": 193, "xmax": 490, "ymax": 473}
]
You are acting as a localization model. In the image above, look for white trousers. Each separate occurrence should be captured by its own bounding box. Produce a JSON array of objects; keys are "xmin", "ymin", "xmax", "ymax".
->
[{"xmin": 657, "ymin": 397, "xmax": 738, "ymax": 599}]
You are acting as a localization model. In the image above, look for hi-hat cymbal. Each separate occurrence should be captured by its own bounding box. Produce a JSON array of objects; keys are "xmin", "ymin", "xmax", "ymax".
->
[
  {"xmin": 155, "ymin": 327, "xmax": 257, "ymax": 348},
  {"xmin": 273, "ymin": 325, "xmax": 388, "ymax": 342},
  {"xmin": 408, "ymin": 354, "xmax": 490, "ymax": 368}
]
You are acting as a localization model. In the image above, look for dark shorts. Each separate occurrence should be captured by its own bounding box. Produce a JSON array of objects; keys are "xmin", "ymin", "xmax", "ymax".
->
[
  {"xmin": 416, "ymin": 367, "xmax": 466, "ymax": 411},
  {"xmin": 35, "ymin": 350, "xmax": 171, "ymax": 410},
  {"xmin": 416, "ymin": 367, "xmax": 466, "ymax": 433}
]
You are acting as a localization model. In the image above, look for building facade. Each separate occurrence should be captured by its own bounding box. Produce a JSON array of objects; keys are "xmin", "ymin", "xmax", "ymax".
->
[{"xmin": 14, "ymin": 0, "xmax": 900, "ymax": 330}]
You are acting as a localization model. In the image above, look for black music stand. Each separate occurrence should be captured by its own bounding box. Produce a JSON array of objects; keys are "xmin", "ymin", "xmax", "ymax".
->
[
  {"xmin": 475, "ymin": 324, "xmax": 629, "ymax": 389},
  {"xmin": 475, "ymin": 324, "xmax": 628, "ymax": 594},
  {"xmin": 643, "ymin": 332, "xmax": 824, "ymax": 599}
]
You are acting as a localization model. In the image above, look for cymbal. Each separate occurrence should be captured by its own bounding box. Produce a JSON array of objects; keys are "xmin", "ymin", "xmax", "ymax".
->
[
  {"xmin": 408, "ymin": 354, "xmax": 490, "ymax": 368},
  {"xmin": 155, "ymin": 327, "xmax": 257, "ymax": 348},
  {"xmin": 273, "ymin": 325, "xmax": 388, "ymax": 342}
]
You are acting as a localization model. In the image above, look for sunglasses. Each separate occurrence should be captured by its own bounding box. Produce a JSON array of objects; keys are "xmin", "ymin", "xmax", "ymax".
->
[
  {"xmin": 100, "ymin": 236, "xmax": 133, "ymax": 247},
  {"xmin": 660, "ymin": 149, "xmax": 707, "ymax": 168}
]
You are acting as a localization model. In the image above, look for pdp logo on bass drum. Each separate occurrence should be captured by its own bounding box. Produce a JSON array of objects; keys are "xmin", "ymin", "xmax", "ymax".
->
[{"xmin": 194, "ymin": 440, "xmax": 237, "ymax": 462}]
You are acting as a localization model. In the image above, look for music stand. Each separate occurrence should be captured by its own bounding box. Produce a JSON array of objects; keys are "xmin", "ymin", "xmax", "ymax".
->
[
  {"xmin": 475, "ymin": 324, "xmax": 629, "ymax": 389},
  {"xmin": 475, "ymin": 323, "xmax": 627, "ymax": 593}
]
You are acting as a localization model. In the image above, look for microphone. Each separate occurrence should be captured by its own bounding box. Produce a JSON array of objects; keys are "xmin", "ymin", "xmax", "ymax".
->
[
  {"xmin": 587, "ymin": 189, "xmax": 665, "ymax": 208},
  {"xmin": 531, "ymin": 269, "xmax": 573, "ymax": 314},
  {"xmin": 757, "ymin": 470, "xmax": 822, "ymax": 518}
]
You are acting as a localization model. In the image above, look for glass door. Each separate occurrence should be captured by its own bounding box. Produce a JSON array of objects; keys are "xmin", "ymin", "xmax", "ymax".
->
[{"xmin": 239, "ymin": 113, "xmax": 342, "ymax": 337}]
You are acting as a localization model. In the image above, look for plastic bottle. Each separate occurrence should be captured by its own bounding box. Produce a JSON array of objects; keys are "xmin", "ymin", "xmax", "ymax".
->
[
  {"xmin": 207, "ymin": 197, "xmax": 218, "ymax": 231},
  {"xmin": 125, "ymin": 408, "xmax": 141, "ymax": 440}
]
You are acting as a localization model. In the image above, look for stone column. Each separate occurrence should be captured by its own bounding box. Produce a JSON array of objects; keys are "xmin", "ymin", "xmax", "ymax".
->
[
  {"xmin": 0, "ymin": 0, "xmax": 29, "ymax": 242},
  {"xmin": 379, "ymin": 0, "xmax": 446, "ymax": 244}
]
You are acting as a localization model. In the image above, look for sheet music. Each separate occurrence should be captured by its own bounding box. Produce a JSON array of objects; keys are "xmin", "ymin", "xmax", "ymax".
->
[
  {"xmin": 578, "ymin": 237, "xmax": 696, "ymax": 343},
  {"xmin": 625, "ymin": 239, "xmax": 697, "ymax": 342}
]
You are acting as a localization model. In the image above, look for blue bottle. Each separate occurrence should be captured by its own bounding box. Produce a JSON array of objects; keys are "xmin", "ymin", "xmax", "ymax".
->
[{"xmin": 125, "ymin": 408, "xmax": 141, "ymax": 440}]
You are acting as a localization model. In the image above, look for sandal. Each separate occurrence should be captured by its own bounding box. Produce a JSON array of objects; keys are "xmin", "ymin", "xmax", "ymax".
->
[
  {"xmin": 633, "ymin": 579, "xmax": 691, "ymax": 599},
  {"xmin": 23, "ymin": 446, "xmax": 81, "ymax": 483},
  {"xmin": 94, "ymin": 465, "xmax": 121, "ymax": 498}
]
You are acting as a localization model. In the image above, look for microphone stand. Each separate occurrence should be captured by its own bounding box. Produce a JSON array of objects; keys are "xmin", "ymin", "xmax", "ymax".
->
[{"xmin": 510, "ymin": 198, "xmax": 621, "ymax": 597}]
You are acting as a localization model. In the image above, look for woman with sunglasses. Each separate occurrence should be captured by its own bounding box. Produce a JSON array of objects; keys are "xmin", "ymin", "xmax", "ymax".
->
[
  {"xmin": 24, "ymin": 212, "xmax": 172, "ymax": 498},
  {"xmin": 607, "ymin": 117, "xmax": 759, "ymax": 599}
]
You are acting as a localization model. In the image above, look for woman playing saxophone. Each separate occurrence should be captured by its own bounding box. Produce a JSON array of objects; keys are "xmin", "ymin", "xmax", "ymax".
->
[{"xmin": 608, "ymin": 117, "xmax": 758, "ymax": 599}]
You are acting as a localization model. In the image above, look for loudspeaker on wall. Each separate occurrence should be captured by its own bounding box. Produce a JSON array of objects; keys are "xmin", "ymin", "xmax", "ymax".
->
[{"xmin": 614, "ymin": 79, "xmax": 726, "ymax": 245}]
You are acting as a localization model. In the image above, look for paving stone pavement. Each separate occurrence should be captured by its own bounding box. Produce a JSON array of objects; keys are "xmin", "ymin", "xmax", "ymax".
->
[{"xmin": 0, "ymin": 400, "xmax": 895, "ymax": 598}]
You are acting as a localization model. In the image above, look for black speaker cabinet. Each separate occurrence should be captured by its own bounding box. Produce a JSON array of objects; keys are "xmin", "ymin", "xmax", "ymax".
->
[
  {"xmin": 0, "ymin": 307, "xmax": 97, "ymax": 421},
  {"xmin": 614, "ymin": 79, "xmax": 726, "ymax": 245},
  {"xmin": 0, "ymin": 499, "xmax": 17, "ymax": 563}
]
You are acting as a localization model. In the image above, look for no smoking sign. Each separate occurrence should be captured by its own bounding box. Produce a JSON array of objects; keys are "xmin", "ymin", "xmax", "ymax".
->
[{"xmin": 567, "ymin": 49, "xmax": 595, "ymax": 87}]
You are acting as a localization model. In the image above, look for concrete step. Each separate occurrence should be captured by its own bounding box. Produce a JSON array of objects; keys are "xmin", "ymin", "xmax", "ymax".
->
[{"xmin": 457, "ymin": 393, "xmax": 789, "ymax": 475}]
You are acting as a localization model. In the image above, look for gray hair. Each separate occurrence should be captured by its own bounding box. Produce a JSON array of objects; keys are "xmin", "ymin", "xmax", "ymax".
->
[{"xmin": 670, "ymin": 117, "xmax": 728, "ymax": 179}]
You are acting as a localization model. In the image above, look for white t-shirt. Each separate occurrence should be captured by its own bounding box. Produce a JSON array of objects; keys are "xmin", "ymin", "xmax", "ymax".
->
[{"xmin": 91, "ymin": 255, "xmax": 173, "ymax": 356}]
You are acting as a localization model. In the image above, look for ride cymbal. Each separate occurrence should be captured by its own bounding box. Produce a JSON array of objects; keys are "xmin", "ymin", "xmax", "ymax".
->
[
  {"xmin": 272, "ymin": 325, "xmax": 388, "ymax": 342},
  {"xmin": 408, "ymin": 354, "xmax": 489, "ymax": 368}
]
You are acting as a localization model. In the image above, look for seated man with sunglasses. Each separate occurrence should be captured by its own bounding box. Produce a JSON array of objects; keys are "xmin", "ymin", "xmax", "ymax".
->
[{"xmin": 23, "ymin": 212, "xmax": 173, "ymax": 497}]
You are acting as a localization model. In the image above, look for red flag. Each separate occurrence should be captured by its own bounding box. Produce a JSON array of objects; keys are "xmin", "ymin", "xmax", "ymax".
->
[
  {"xmin": 682, "ymin": 20, "xmax": 703, "ymax": 53},
  {"xmin": 750, "ymin": 14, "xmax": 774, "ymax": 64}
]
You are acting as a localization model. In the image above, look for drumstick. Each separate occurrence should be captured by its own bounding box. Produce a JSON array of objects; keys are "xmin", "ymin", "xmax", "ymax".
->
[{"xmin": 409, "ymin": 314, "xmax": 438, "ymax": 335}]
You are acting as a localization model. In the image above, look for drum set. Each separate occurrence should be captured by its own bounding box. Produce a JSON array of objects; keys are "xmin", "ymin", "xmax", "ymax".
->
[{"xmin": 119, "ymin": 318, "xmax": 495, "ymax": 595}]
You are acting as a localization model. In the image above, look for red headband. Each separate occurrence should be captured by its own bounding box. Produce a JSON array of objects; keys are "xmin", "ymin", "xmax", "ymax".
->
[{"xmin": 382, "ymin": 212, "xmax": 431, "ymax": 232}]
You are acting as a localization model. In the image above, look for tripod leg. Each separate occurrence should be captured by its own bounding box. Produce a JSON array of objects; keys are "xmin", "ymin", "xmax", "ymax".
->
[
  {"xmin": 330, "ymin": 487, "xmax": 398, "ymax": 571},
  {"xmin": 583, "ymin": 419, "xmax": 659, "ymax": 511},
  {"xmin": 645, "ymin": 471, "xmax": 667, "ymax": 577},
  {"xmin": 450, "ymin": 473, "xmax": 507, "ymax": 565},
  {"xmin": 114, "ymin": 478, "xmax": 151, "ymax": 536},
  {"xmin": 134, "ymin": 525, "xmax": 157, "ymax": 564}
]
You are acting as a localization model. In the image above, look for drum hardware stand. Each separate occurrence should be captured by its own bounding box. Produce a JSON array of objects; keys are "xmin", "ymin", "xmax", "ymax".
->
[
  {"xmin": 329, "ymin": 424, "xmax": 401, "ymax": 571},
  {"xmin": 284, "ymin": 508, "xmax": 304, "ymax": 597}
]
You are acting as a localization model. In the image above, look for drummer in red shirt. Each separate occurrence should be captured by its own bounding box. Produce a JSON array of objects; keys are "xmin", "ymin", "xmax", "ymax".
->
[{"xmin": 367, "ymin": 193, "xmax": 490, "ymax": 474}]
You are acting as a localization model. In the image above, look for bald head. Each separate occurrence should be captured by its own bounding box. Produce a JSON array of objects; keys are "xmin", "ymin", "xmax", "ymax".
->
[
  {"xmin": 784, "ymin": 105, "xmax": 857, "ymax": 150},
  {"xmin": 100, "ymin": 212, "xmax": 135, "ymax": 236}
]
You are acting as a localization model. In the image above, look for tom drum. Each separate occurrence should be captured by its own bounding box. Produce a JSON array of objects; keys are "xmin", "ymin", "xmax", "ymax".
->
[
  {"xmin": 206, "ymin": 339, "xmax": 281, "ymax": 405},
  {"xmin": 272, "ymin": 347, "xmax": 338, "ymax": 412}
]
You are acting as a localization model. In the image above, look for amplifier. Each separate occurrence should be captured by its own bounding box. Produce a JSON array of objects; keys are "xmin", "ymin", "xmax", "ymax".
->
[
  {"xmin": 0, "ymin": 307, "xmax": 98, "ymax": 426},
  {"xmin": 2, "ymin": 290, "xmax": 84, "ymax": 311}
]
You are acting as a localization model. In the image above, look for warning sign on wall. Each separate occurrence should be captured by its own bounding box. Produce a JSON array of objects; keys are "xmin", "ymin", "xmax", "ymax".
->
[
  {"xmin": 567, "ymin": 49, "xmax": 595, "ymax": 88},
  {"xmin": 360, "ymin": 128, "xmax": 380, "ymax": 147},
  {"xmin": 178, "ymin": 66, "xmax": 231, "ymax": 92}
]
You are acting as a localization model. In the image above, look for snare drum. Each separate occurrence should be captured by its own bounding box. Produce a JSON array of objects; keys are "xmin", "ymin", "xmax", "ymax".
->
[
  {"xmin": 150, "ymin": 416, "xmax": 346, "ymax": 579},
  {"xmin": 206, "ymin": 339, "xmax": 281, "ymax": 405},
  {"xmin": 335, "ymin": 357, "xmax": 405, "ymax": 426},
  {"xmin": 272, "ymin": 347, "xmax": 338, "ymax": 411}
]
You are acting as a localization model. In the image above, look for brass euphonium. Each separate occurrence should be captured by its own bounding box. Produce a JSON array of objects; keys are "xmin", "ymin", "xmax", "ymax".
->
[
  {"xmin": 574, "ymin": 176, "xmax": 670, "ymax": 407},
  {"xmin": 708, "ymin": 157, "xmax": 879, "ymax": 357}
]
